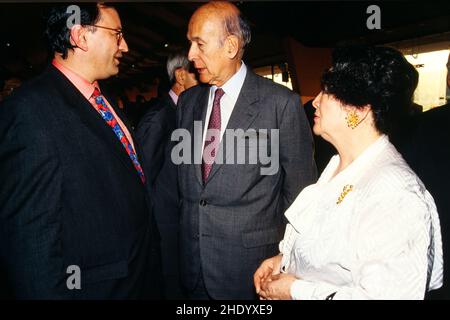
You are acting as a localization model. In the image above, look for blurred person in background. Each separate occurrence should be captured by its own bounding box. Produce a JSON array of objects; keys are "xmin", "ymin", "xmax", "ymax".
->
[{"xmin": 136, "ymin": 50, "xmax": 198, "ymax": 299}]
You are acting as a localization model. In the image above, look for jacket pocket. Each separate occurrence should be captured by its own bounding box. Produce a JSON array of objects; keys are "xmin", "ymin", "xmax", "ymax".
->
[
  {"xmin": 241, "ymin": 227, "xmax": 282, "ymax": 248},
  {"xmin": 82, "ymin": 260, "xmax": 128, "ymax": 285}
]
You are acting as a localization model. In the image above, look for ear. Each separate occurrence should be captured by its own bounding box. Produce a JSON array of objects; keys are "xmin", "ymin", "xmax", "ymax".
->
[
  {"xmin": 344, "ymin": 104, "xmax": 370, "ymax": 116},
  {"xmin": 70, "ymin": 25, "xmax": 89, "ymax": 52},
  {"xmin": 174, "ymin": 68, "xmax": 185, "ymax": 86},
  {"xmin": 344, "ymin": 104, "xmax": 372, "ymax": 127},
  {"xmin": 224, "ymin": 35, "xmax": 239, "ymax": 59},
  {"xmin": 358, "ymin": 105, "xmax": 372, "ymax": 119}
]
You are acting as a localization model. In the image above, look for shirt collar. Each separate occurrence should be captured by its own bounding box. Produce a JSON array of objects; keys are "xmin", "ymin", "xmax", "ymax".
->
[
  {"xmin": 320, "ymin": 134, "xmax": 390, "ymax": 185},
  {"xmin": 168, "ymin": 89, "xmax": 178, "ymax": 105},
  {"xmin": 285, "ymin": 134, "xmax": 390, "ymax": 230},
  {"xmin": 52, "ymin": 59, "xmax": 99, "ymax": 100},
  {"xmin": 211, "ymin": 61, "xmax": 247, "ymax": 100}
]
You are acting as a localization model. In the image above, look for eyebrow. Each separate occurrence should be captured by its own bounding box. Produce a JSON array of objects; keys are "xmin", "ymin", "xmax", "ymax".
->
[{"xmin": 189, "ymin": 36, "xmax": 205, "ymax": 43}]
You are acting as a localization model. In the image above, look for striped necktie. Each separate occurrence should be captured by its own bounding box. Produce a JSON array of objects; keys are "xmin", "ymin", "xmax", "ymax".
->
[{"xmin": 202, "ymin": 88, "xmax": 225, "ymax": 182}]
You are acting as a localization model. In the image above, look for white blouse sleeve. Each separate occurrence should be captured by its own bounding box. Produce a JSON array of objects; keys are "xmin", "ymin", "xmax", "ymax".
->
[{"xmin": 290, "ymin": 191, "xmax": 436, "ymax": 300}]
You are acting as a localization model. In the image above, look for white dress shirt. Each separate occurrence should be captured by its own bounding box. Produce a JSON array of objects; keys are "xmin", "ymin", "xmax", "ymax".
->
[
  {"xmin": 279, "ymin": 135, "xmax": 443, "ymax": 300},
  {"xmin": 201, "ymin": 62, "xmax": 247, "ymax": 153}
]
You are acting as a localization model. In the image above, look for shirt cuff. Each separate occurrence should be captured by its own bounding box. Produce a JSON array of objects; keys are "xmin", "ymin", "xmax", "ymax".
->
[{"xmin": 290, "ymin": 279, "xmax": 317, "ymax": 300}]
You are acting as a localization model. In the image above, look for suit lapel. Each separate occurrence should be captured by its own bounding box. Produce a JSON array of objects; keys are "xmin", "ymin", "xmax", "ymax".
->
[
  {"xmin": 49, "ymin": 66, "xmax": 140, "ymax": 181},
  {"xmin": 205, "ymin": 70, "xmax": 260, "ymax": 184},
  {"xmin": 222, "ymin": 71, "xmax": 260, "ymax": 131},
  {"xmin": 194, "ymin": 85, "xmax": 210, "ymax": 186}
]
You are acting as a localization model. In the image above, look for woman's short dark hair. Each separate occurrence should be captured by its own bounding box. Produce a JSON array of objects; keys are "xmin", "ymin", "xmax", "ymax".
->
[
  {"xmin": 44, "ymin": 3, "xmax": 111, "ymax": 59},
  {"xmin": 321, "ymin": 46, "xmax": 416, "ymax": 134}
]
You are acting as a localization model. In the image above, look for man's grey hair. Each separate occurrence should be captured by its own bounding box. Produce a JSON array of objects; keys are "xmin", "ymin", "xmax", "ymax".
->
[
  {"xmin": 166, "ymin": 51, "xmax": 190, "ymax": 84},
  {"xmin": 221, "ymin": 13, "xmax": 251, "ymax": 49}
]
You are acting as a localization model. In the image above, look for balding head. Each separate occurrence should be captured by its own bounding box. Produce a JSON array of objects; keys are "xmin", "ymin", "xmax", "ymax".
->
[
  {"xmin": 187, "ymin": 1, "xmax": 251, "ymax": 86},
  {"xmin": 191, "ymin": 1, "xmax": 251, "ymax": 58}
]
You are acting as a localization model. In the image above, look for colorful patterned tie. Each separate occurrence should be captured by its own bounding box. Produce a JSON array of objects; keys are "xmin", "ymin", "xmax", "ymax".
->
[
  {"xmin": 92, "ymin": 88, "xmax": 146, "ymax": 183},
  {"xmin": 202, "ymin": 88, "xmax": 225, "ymax": 183}
]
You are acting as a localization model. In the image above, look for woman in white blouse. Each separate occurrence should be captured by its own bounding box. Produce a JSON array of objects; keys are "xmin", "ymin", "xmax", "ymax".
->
[{"xmin": 254, "ymin": 46, "xmax": 443, "ymax": 300}]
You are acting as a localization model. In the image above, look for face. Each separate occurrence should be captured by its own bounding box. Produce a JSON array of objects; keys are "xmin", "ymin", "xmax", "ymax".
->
[
  {"xmin": 312, "ymin": 91, "xmax": 349, "ymax": 142},
  {"xmin": 187, "ymin": 10, "xmax": 233, "ymax": 86},
  {"xmin": 182, "ymin": 68, "xmax": 199, "ymax": 90},
  {"xmin": 87, "ymin": 7, "xmax": 128, "ymax": 80}
]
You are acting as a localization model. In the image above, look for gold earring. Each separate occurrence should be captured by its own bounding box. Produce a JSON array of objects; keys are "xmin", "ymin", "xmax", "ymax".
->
[{"xmin": 346, "ymin": 111, "xmax": 359, "ymax": 129}]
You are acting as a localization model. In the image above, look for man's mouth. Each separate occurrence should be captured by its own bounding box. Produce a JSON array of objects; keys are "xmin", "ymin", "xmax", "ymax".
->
[{"xmin": 114, "ymin": 55, "xmax": 122, "ymax": 65}]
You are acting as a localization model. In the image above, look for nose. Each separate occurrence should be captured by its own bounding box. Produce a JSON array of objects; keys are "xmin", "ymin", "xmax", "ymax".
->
[
  {"xmin": 188, "ymin": 43, "xmax": 197, "ymax": 62},
  {"xmin": 312, "ymin": 91, "xmax": 322, "ymax": 109},
  {"xmin": 120, "ymin": 37, "xmax": 129, "ymax": 52}
]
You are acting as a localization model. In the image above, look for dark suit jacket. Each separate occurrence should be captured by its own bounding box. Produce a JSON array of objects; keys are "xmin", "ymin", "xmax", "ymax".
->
[
  {"xmin": 397, "ymin": 103, "xmax": 450, "ymax": 299},
  {"xmin": 136, "ymin": 94, "xmax": 184, "ymax": 299},
  {"xmin": 177, "ymin": 70, "xmax": 317, "ymax": 299},
  {"xmin": 0, "ymin": 65, "xmax": 161, "ymax": 299}
]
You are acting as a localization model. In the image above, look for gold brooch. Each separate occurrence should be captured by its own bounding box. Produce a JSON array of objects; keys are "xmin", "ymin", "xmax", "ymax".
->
[{"xmin": 336, "ymin": 184, "xmax": 353, "ymax": 204}]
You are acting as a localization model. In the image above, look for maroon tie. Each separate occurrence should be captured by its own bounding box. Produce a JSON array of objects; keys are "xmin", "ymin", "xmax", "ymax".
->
[{"xmin": 202, "ymin": 88, "xmax": 225, "ymax": 182}]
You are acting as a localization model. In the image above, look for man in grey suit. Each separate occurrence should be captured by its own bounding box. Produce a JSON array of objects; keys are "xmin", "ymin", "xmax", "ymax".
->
[{"xmin": 177, "ymin": 1, "xmax": 317, "ymax": 299}]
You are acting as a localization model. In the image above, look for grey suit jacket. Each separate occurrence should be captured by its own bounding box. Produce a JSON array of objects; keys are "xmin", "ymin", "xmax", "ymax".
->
[{"xmin": 177, "ymin": 69, "xmax": 317, "ymax": 299}]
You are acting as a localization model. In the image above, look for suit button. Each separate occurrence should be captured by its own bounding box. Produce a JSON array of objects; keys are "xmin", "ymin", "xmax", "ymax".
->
[{"xmin": 199, "ymin": 199, "xmax": 207, "ymax": 206}]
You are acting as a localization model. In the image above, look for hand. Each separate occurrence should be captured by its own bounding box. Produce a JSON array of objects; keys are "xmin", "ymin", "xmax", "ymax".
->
[
  {"xmin": 253, "ymin": 254, "xmax": 283, "ymax": 295},
  {"xmin": 258, "ymin": 273, "xmax": 297, "ymax": 300}
]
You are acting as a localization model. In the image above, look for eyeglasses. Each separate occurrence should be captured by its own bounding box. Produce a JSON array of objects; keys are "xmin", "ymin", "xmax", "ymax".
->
[{"xmin": 89, "ymin": 25, "xmax": 124, "ymax": 45}]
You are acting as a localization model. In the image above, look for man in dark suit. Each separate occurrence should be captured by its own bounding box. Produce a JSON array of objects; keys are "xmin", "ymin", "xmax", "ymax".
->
[
  {"xmin": 0, "ymin": 3, "xmax": 161, "ymax": 299},
  {"xmin": 136, "ymin": 50, "xmax": 198, "ymax": 299},
  {"xmin": 177, "ymin": 1, "xmax": 317, "ymax": 299}
]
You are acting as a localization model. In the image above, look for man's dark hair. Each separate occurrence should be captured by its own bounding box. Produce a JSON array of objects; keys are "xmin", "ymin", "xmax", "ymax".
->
[
  {"xmin": 321, "ymin": 46, "xmax": 416, "ymax": 134},
  {"xmin": 44, "ymin": 3, "xmax": 113, "ymax": 59}
]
